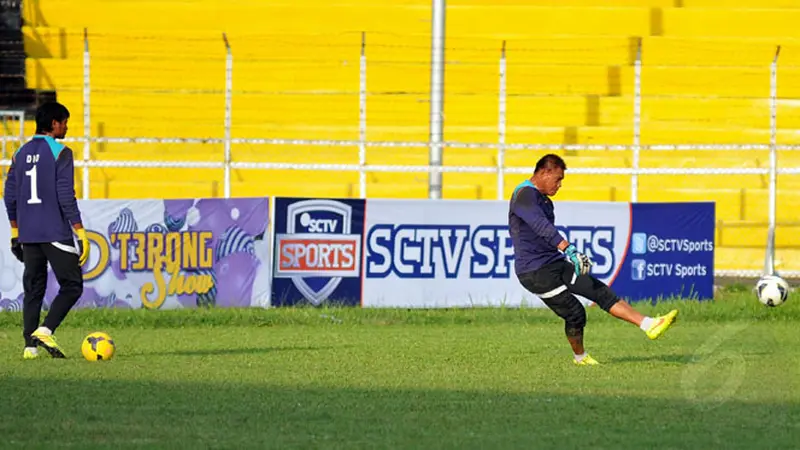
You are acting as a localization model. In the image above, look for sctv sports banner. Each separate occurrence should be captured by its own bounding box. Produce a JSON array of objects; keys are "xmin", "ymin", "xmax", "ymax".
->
[
  {"xmin": 0, "ymin": 198, "xmax": 272, "ymax": 311},
  {"xmin": 271, "ymin": 197, "xmax": 714, "ymax": 308}
]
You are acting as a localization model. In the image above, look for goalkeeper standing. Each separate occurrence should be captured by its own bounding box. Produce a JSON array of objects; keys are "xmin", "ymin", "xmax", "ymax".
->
[
  {"xmin": 509, "ymin": 154, "xmax": 678, "ymax": 366},
  {"xmin": 3, "ymin": 102, "xmax": 90, "ymax": 359}
]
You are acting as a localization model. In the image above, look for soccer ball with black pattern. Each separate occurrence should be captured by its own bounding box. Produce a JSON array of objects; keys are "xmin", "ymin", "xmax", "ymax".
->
[
  {"xmin": 756, "ymin": 275, "xmax": 789, "ymax": 307},
  {"xmin": 81, "ymin": 331, "xmax": 116, "ymax": 361}
]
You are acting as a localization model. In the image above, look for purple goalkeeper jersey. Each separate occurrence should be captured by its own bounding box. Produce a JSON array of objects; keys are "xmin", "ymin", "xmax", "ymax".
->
[
  {"xmin": 4, "ymin": 135, "xmax": 82, "ymax": 243},
  {"xmin": 508, "ymin": 180, "xmax": 566, "ymax": 275}
]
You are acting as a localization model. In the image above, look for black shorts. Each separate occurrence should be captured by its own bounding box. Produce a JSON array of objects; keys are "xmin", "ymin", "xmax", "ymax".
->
[
  {"xmin": 517, "ymin": 259, "xmax": 619, "ymax": 312},
  {"xmin": 23, "ymin": 240, "xmax": 83, "ymax": 288}
]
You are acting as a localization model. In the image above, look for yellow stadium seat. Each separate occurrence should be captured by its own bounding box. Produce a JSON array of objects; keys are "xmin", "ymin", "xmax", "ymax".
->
[
  {"xmin": 93, "ymin": 167, "xmax": 223, "ymax": 184},
  {"xmin": 507, "ymin": 65, "xmax": 623, "ymax": 97},
  {"xmin": 552, "ymin": 186, "xmax": 629, "ymax": 202},
  {"xmin": 366, "ymin": 183, "xmax": 427, "ymax": 199},
  {"xmin": 91, "ymin": 149, "xmax": 223, "ymax": 162},
  {"xmin": 367, "ymin": 172, "xmax": 428, "ymax": 185},
  {"xmin": 506, "ymin": 96, "xmax": 591, "ymax": 128},
  {"xmin": 231, "ymin": 147, "xmax": 360, "ymax": 164},
  {"xmin": 101, "ymin": 181, "xmax": 219, "ymax": 199},
  {"xmin": 505, "ymin": 127, "xmax": 569, "ymax": 145},
  {"xmin": 232, "ymin": 181, "xmax": 354, "ymax": 199},
  {"xmin": 447, "ymin": 6, "xmax": 650, "ymax": 37},
  {"xmin": 681, "ymin": 0, "xmax": 800, "ymax": 7},
  {"xmin": 453, "ymin": 0, "xmax": 673, "ymax": 6},
  {"xmin": 641, "ymin": 36, "xmax": 791, "ymax": 67},
  {"xmin": 444, "ymin": 149, "xmax": 496, "ymax": 167},
  {"xmin": 447, "ymin": 36, "xmax": 634, "ymax": 66},
  {"xmin": 618, "ymin": 65, "xmax": 797, "ymax": 98},
  {"xmin": 661, "ymin": 8, "xmax": 800, "ymax": 39},
  {"xmin": 598, "ymin": 97, "xmax": 800, "ymax": 129},
  {"xmin": 23, "ymin": 2, "xmax": 432, "ymax": 33}
]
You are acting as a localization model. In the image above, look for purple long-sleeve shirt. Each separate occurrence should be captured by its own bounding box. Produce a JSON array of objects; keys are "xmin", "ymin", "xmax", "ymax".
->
[
  {"xmin": 508, "ymin": 180, "xmax": 566, "ymax": 275},
  {"xmin": 4, "ymin": 135, "xmax": 82, "ymax": 243}
]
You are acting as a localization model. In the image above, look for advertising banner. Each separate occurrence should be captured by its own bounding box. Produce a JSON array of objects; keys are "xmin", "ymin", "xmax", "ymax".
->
[
  {"xmin": 0, "ymin": 198, "xmax": 272, "ymax": 311},
  {"xmin": 270, "ymin": 197, "xmax": 366, "ymax": 307},
  {"xmin": 359, "ymin": 199, "xmax": 714, "ymax": 307},
  {"xmin": 613, "ymin": 202, "xmax": 716, "ymax": 301}
]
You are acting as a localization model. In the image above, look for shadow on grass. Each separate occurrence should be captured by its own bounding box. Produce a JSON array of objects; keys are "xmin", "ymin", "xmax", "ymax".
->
[
  {"xmin": 606, "ymin": 354, "xmax": 693, "ymax": 364},
  {"xmin": 608, "ymin": 351, "xmax": 774, "ymax": 365},
  {"xmin": 0, "ymin": 377, "xmax": 797, "ymax": 450},
  {"xmin": 143, "ymin": 345, "xmax": 341, "ymax": 357}
]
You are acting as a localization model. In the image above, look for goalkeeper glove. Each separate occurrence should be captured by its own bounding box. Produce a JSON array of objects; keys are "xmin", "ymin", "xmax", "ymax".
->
[
  {"xmin": 564, "ymin": 244, "xmax": 593, "ymax": 278},
  {"xmin": 9, "ymin": 227, "xmax": 22, "ymax": 263},
  {"xmin": 75, "ymin": 228, "xmax": 90, "ymax": 266}
]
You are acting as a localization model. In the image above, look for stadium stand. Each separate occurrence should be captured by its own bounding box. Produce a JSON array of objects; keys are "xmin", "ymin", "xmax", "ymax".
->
[{"xmin": 5, "ymin": 0, "xmax": 800, "ymax": 272}]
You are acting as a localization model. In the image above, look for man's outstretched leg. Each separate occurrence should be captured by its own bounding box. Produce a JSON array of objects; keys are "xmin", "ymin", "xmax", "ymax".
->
[
  {"xmin": 563, "ymin": 267, "xmax": 678, "ymax": 340},
  {"xmin": 607, "ymin": 299, "xmax": 679, "ymax": 340}
]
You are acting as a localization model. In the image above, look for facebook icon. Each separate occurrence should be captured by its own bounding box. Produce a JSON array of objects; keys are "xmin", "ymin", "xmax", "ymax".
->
[
  {"xmin": 631, "ymin": 233, "xmax": 647, "ymax": 255},
  {"xmin": 631, "ymin": 259, "xmax": 647, "ymax": 281}
]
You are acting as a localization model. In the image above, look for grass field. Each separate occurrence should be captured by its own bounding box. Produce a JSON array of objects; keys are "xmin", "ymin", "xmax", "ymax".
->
[{"xmin": 0, "ymin": 288, "xmax": 798, "ymax": 449}]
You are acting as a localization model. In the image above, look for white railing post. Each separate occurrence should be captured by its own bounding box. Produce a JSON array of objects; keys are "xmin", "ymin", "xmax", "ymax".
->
[
  {"xmin": 428, "ymin": 0, "xmax": 445, "ymax": 199},
  {"xmin": 497, "ymin": 40, "xmax": 507, "ymax": 200},
  {"xmin": 631, "ymin": 37, "xmax": 642, "ymax": 203},
  {"xmin": 82, "ymin": 28, "xmax": 91, "ymax": 199},
  {"xmin": 223, "ymin": 33, "xmax": 233, "ymax": 199},
  {"xmin": 1, "ymin": 116, "xmax": 5, "ymax": 159},
  {"xmin": 358, "ymin": 32, "xmax": 367, "ymax": 199},
  {"xmin": 765, "ymin": 45, "xmax": 781, "ymax": 276},
  {"xmin": 1, "ymin": 117, "xmax": 6, "ymax": 160}
]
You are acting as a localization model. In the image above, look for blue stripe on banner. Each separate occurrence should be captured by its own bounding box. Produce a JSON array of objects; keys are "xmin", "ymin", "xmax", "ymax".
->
[
  {"xmin": 193, "ymin": 268, "xmax": 217, "ymax": 307},
  {"xmin": 0, "ymin": 298, "xmax": 22, "ymax": 312},
  {"xmin": 110, "ymin": 208, "xmax": 138, "ymax": 235},
  {"xmin": 216, "ymin": 225, "xmax": 255, "ymax": 262}
]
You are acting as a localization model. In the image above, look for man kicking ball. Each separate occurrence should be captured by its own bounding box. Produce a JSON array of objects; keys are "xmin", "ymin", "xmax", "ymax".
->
[{"xmin": 509, "ymin": 154, "xmax": 678, "ymax": 366}]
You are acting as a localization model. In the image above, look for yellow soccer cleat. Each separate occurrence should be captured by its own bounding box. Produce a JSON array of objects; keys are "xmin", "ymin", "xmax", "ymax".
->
[
  {"xmin": 645, "ymin": 309, "xmax": 679, "ymax": 340},
  {"xmin": 573, "ymin": 354, "xmax": 600, "ymax": 366},
  {"xmin": 32, "ymin": 330, "xmax": 66, "ymax": 358},
  {"xmin": 23, "ymin": 348, "xmax": 39, "ymax": 360}
]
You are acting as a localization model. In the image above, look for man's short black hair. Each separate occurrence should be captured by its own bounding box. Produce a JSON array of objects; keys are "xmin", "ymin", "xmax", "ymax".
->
[
  {"xmin": 35, "ymin": 102, "xmax": 70, "ymax": 133},
  {"xmin": 534, "ymin": 154, "xmax": 567, "ymax": 173}
]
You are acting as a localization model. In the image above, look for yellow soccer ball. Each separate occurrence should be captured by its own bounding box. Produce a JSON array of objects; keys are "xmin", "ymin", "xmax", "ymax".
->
[{"xmin": 81, "ymin": 331, "xmax": 116, "ymax": 361}]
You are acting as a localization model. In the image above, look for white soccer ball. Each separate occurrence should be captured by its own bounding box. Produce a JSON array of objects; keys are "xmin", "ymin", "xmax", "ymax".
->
[{"xmin": 756, "ymin": 275, "xmax": 790, "ymax": 307}]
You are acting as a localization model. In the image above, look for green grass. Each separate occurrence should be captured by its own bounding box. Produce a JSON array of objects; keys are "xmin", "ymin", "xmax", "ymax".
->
[{"xmin": 1, "ymin": 291, "xmax": 799, "ymax": 449}]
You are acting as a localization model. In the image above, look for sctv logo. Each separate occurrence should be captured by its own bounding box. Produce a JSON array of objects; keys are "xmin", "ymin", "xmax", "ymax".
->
[
  {"xmin": 556, "ymin": 225, "xmax": 616, "ymax": 277},
  {"xmin": 365, "ymin": 225, "xmax": 515, "ymax": 279}
]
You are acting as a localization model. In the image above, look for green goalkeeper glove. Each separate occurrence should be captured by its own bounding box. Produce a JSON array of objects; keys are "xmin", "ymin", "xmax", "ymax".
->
[{"xmin": 565, "ymin": 244, "xmax": 593, "ymax": 278}]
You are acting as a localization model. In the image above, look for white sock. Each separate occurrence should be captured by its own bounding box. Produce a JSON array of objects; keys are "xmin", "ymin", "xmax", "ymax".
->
[
  {"xmin": 639, "ymin": 317, "xmax": 655, "ymax": 332},
  {"xmin": 35, "ymin": 326, "xmax": 52, "ymax": 336},
  {"xmin": 574, "ymin": 352, "xmax": 587, "ymax": 362},
  {"xmin": 25, "ymin": 347, "xmax": 38, "ymax": 354}
]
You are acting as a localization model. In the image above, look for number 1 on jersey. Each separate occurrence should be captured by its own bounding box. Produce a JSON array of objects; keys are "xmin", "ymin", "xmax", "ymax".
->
[{"xmin": 25, "ymin": 165, "xmax": 42, "ymax": 204}]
